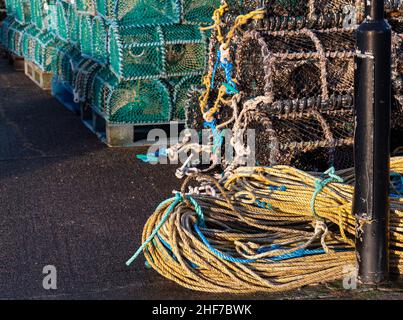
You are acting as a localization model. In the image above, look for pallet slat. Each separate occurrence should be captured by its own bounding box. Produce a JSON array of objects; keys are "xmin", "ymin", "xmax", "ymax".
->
[{"xmin": 24, "ymin": 60, "xmax": 53, "ymax": 90}]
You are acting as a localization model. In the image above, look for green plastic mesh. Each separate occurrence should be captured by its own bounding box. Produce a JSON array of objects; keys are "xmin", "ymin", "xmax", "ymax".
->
[
  {"xmin": 54, "ymin": 0, "xmax": 69, "ymax": 41},
  {"xmin": 52, "ymin": 44, "xmax": 82, "ymax": 88},
  {"xmin": 34, "ymin": 31, "xmax": 59, "ymax": 71},
  {"xmin": 91, "ymin": 16, "xmax": 108, "ymax": 65},
  {"xmin": 75, "ymin": 0, "xmax": 96, "ymax": 14},
  {"xmin": 90, "ymin": 67, "xmax": 173, "ymax": 124},
  {"xmin": 21, "ymin": 23, "xmax": 39, "ymax": 60},
  {"xmin": 79, "ymin": 13, "xmax": 92, "ymax": 57},
  {"xmin": 67, "ymin": 2, "xmax": 79, "ymax": 44},
  {"xmin": 181, "ymin": 0, "xmax": 221, "ymax": 24},
  {"xmin": 12, "ymin": 0, "xmax": 31, "ymax": 25},
  {"xmin": 97, "ymin": 0, "xmax": 180, "ymax": 27},
  {"xmin": 163, "ymin": 24, "xmax": 207, "ymax": 77},
  {"xmin": 109, "ymin": 24, "xmax": 164, "ymax": 80},
  {"xmin": 1, "ymin": 17, "xmax": 25, "ymax": 55},
  {"xmin": 172, "ymin": 75, "xmax": 201, "ymax": 120},
  {"xmin": 109, "ymin": 23, "xmax": 207, "ymax": 80},
  {"xmin": 1, "ymin": 0, "xmax": 219, "ymax": 126},
  {"xmin": 29, "ymin": 0, "xmax": 46, "ymax": 30},
  {"xmin": 72, "ymin": 58, "xmax": 102, "ymax": 102}
]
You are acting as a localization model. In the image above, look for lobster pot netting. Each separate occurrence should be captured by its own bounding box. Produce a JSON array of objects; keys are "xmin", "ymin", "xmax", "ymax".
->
[
  {"xmin": 90, "ymin": 67, "xmax": 173, "ymax": 124},
  {"xmin": 79, "ymin": 13, "xmax": 92, "ymax": 57},
  {"xmin": 71, "ymin": 58, "xmax": 102, "ymax": 103},
  {"xmin": 91, "ymin": 16, "xmax": 108, "ymax": 64},
  {"xmin": 75, "ymin": 0, "xmax": 96, "ymax": 15},
  {"xmin": 1, "ymin": 17, "xmax": 25, "ymax": 55},
  {"xmin": 97, "ymin": 0, "xmax": 180, "ymax": 26},
  {"xmin": 52, "ymin": 44, "xmax": 82, "ymax": 88},
  {"xmin": 224, "ymin": 0, "xmax": 403, "ymax": 28},
  {"xmin": 186, "ymin": 1, "xmax": 403, "ymax": 171},
  {"xmin": 29, "ymin": 0, "xmax": 48, "ymax": 31},
  {"xmin": 109, "ymin": 23, "xmax": 207, "ymax": 80},
  {"xmin": 95, "ymin": 0, "xmax": 220, "ymax": 26},
  {"xmin": 171, "ymin": 75, "xmax": 201, "ymax": 120},
  {"xmin": 182, "ymin": 0, "xmax": 221, "ymax": 25},
  {"xmin": 22, "ymin": 28, "xmax": 58, "ymax": 71},
  {"xmin": 7, "ymin": 0, "xmax": 31, "ymax": 25},
  {"xmin": 21, "ymin": 23, "xmax": 39, "ymax": 60},
  {"xmin": 78, "ymin": 13, "xmax": 108, "ymax": 64},
  {"xmin": 235, "ymin": 28, "xmax": 356, "ymax": 101},
  {"xmin": 32, "ymin": 31, "xmax": 59, "ymax": 71}
]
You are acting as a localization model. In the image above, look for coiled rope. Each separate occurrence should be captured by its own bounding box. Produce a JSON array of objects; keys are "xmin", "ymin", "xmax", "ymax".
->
[{"xmin": 126, "ymin": 158, "xmax": 403, "ymax": 293}]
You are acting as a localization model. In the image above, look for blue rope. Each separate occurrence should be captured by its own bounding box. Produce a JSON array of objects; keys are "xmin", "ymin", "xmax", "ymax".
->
[
  {"xmin": 310, "ymin": 167, "xmax": 344, "ymax": 218},
  {"xmin": 194, "ymin": 224, "xmax": 328, "ymax": 263},
  {"xmin": 204, "ymin": 120, "xmax": 226, "ymax": 153},
  {"xmin": 126, "ymin": 193, "xmax": 183, "ymax": 266},
  {"xmin": 136, "ymin": 148, "xmax": 168, "ymax": 163},
  {"xmin": 390, "ymin": 172, "xmax": 403, "ymax": 198},
  {"xmin": 210, "ymin": 50, "xmax": 238, "ymax": 94},
  {"xmin": 126, "ymin": 193, "xmax": 205, "ymax": 266}
]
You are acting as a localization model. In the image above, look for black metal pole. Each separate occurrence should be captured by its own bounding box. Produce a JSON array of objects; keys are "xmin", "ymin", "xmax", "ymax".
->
[{"xmin": 353, "ymin": 0, "xmax": 391, "ymax": 284}]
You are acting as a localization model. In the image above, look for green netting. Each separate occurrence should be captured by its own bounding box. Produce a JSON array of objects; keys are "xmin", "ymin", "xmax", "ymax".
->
[
  {"xmin": 181, "ymin": 0, "xmax": 220, "ymax": 24},
  {"xmin": 45, "ymin": 0, "xmax": 59, "ymax": 34},
  {"xmin": 0, "ymin": 0, "xmax": 217, "ymax": 127},
  {"xmin": 33, "ymin": 31, "xmax": 59, "ymax": 71},
  {"xmin": 75, "ymin": 0, "xmax": 96, "ymax": 14},
  {"xmin": 4, "ymin": 0, "xmax": 13, "ymax": 14},
  {"xmin": 11, "ymin": 0, "xmax": 31, "ymax": 25},
  {"xmin": 90, "ymin": 67, "xmax": 119, "ymax": 114},
  {"xmin": 109, "ymin": 23, "xmax": 207, "ymax": 80},
  {"xmin": 97, "ymin": 0, "xmax": 180, "ymax": 27},
  {"xmin": 29, "ymin": 0, "xmax": 46, "ymax": 30},
  {"xmin": 91, "ymin": 16, "xmax": 108, "ymax": 65},
  {"xmin": 55, "ymin": 0, "xmax": 69, "ymax": 41},
  {"xmin": 79, "ymin": 13, "xmax": 92, "ymax": 57},
  {"xmin": 1, "ymin": 17, "xmax": 25, "ymax": 55},
  {"xmin": 162, "ymin": 24, "xmax": 207, "ymax": 77},
  {"xmin": 21, "ymin": 24, "xmax": 39, "ymax": 60},
  {"xmin": 90, "ymin": 67, "xmax": 173, "ymax": 124},
  {"xmin": 109, "ymin": 24, "xmax": 165, "ymax": 80},
  {"xmin": 67, "ymin": 2, "xmax": 79, "ymax": 44},
  {"xmin": 172, "ymin": 75, "xmax": 200, "ymax": 120},
  {"xmin": 52, "ymin": 44, "xmax": 82, "ymax": 88},
  {"xmin": 72, "ymin": 58, "xmax": 102, "ymax": 102}
]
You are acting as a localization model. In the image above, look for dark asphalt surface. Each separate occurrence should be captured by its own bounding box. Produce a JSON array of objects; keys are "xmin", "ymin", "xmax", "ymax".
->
[{"xmin": 1, "ymin": 57, "xmax": 402, "ymax": 300}]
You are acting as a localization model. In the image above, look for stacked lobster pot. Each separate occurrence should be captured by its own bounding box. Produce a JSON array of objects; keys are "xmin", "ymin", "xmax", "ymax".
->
[
  {"xmin": 183, "ymin": 0, "xmax": 403, "ymax": 174},
  {"xmin": 49, "ymin": 0, "xmax": 220, "ymax": 146},
  {"xmin": 0, "ymin": 0, "xmax": 221, "ymax": 145}
]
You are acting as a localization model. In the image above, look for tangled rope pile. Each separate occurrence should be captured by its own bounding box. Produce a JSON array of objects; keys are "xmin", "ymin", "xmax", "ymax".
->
[{"xmin": 126, "ymin": 158, "xmax": 403, "ymax": 293}]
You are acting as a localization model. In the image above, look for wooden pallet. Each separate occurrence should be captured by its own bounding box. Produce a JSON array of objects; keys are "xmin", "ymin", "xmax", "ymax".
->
[
  {"xmin": 24, "ymin": 60, "xmax": 53, "ymax": 90},
  {"xmin": 51, "ymin": 78, "xmax": 183, "ymax": 147},
  {"xmin": 80, "ymin": 103, "xmax": 183, "ymax": 147},
  {"xmin": 8, "ymin": 53, "xmax": 24, "ymax": 71}
]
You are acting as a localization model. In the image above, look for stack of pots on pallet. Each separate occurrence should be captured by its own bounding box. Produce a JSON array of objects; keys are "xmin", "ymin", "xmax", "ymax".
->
[{"xmin": 0, "ymin": 0, "xmax": 220, "ymax": 145}]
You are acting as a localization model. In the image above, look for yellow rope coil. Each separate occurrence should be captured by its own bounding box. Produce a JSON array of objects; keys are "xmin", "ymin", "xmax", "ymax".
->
[{"xmin": 134, "ymin": 158, "xmax": 403, "ymax": 293}]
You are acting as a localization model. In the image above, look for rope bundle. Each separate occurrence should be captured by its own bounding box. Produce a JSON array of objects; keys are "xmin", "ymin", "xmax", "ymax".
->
[{"xmin": 126, "ymin": 157, "xmax": 403, "ymax": 293}]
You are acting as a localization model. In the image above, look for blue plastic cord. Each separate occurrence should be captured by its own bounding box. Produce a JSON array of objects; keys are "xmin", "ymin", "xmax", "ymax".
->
[
  {"xmin": 210, "ymin": 50, "xmax": 238, "ymax": 94},
  {"xmin": 310, "ymin": 167, "xmax": 344, "ymax": 218},
  {"xmin": 126, "ymin": 193, "xmax": 183, "ymax": 266},
  {"xmin": 194, "ymin": 224, "xmax": 328, "ymax": 263}
]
